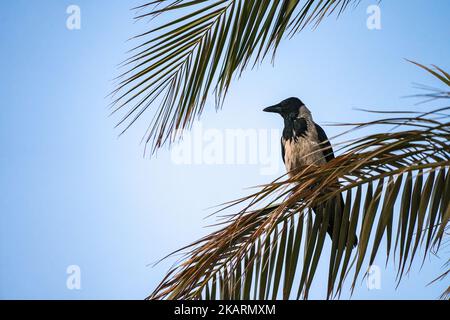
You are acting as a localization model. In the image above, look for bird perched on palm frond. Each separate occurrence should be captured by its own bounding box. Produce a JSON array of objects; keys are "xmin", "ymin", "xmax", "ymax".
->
[{"xmin": 264, "ymin": 97, "xmax": 358, "ymax": 246}]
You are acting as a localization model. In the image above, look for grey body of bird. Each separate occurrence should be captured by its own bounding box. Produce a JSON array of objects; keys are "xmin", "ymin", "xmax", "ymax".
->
[{"xmin": 282, "ymin": 119, "xmax": 326, "ymax": 174}]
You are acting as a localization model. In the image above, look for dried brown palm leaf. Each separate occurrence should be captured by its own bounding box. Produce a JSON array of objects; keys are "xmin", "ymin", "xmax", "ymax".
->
[{"xmin": 148, "ymin": 63, "xmax": 450, "ymax": 300}]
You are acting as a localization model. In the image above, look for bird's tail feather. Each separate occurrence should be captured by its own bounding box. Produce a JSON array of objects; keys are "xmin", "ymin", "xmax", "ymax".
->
[{"xmin": 313, "ymin": 194, "xmax": 358, "ymax": 248}]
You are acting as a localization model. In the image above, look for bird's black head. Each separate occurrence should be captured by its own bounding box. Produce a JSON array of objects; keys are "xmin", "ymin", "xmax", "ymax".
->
[
  {"xmin": 263, "ymin": 97, "xmax": 307, "ymax": 119},
  {"xmin": 263, "ymin": 97, "xmax": 311, "ymax": 140}
]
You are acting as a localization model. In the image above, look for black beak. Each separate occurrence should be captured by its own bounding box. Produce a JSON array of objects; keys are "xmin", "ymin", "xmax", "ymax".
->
[{"xmin": 263, "ymin": 104, "xmax": 282, "ymax": 114}]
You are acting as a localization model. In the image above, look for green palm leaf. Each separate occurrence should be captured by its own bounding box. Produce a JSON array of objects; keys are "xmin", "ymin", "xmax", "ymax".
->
[{"xmin": 113, "ymin": 0, "xmax": 361, "ymax": 151}]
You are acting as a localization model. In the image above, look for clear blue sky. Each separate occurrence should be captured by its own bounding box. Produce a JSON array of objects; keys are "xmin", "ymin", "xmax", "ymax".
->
[{"xmin": 0, "ymin": 0, "xmax": 449, "ymax": 299}]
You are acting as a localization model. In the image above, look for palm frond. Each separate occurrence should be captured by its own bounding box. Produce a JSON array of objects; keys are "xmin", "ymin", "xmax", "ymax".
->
[
  {"xmin": 113, "ymin": 0, "xmax": 361, "ymax": 151},
  {"xmin": 149, "ymin": 63, "xmax": 450, "ymax": 300}
]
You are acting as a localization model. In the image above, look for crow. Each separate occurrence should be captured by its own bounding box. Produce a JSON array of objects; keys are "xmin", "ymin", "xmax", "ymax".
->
[{"xmin": 264, "ymin": 97, "xmax": 357, "ymax": 247}]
